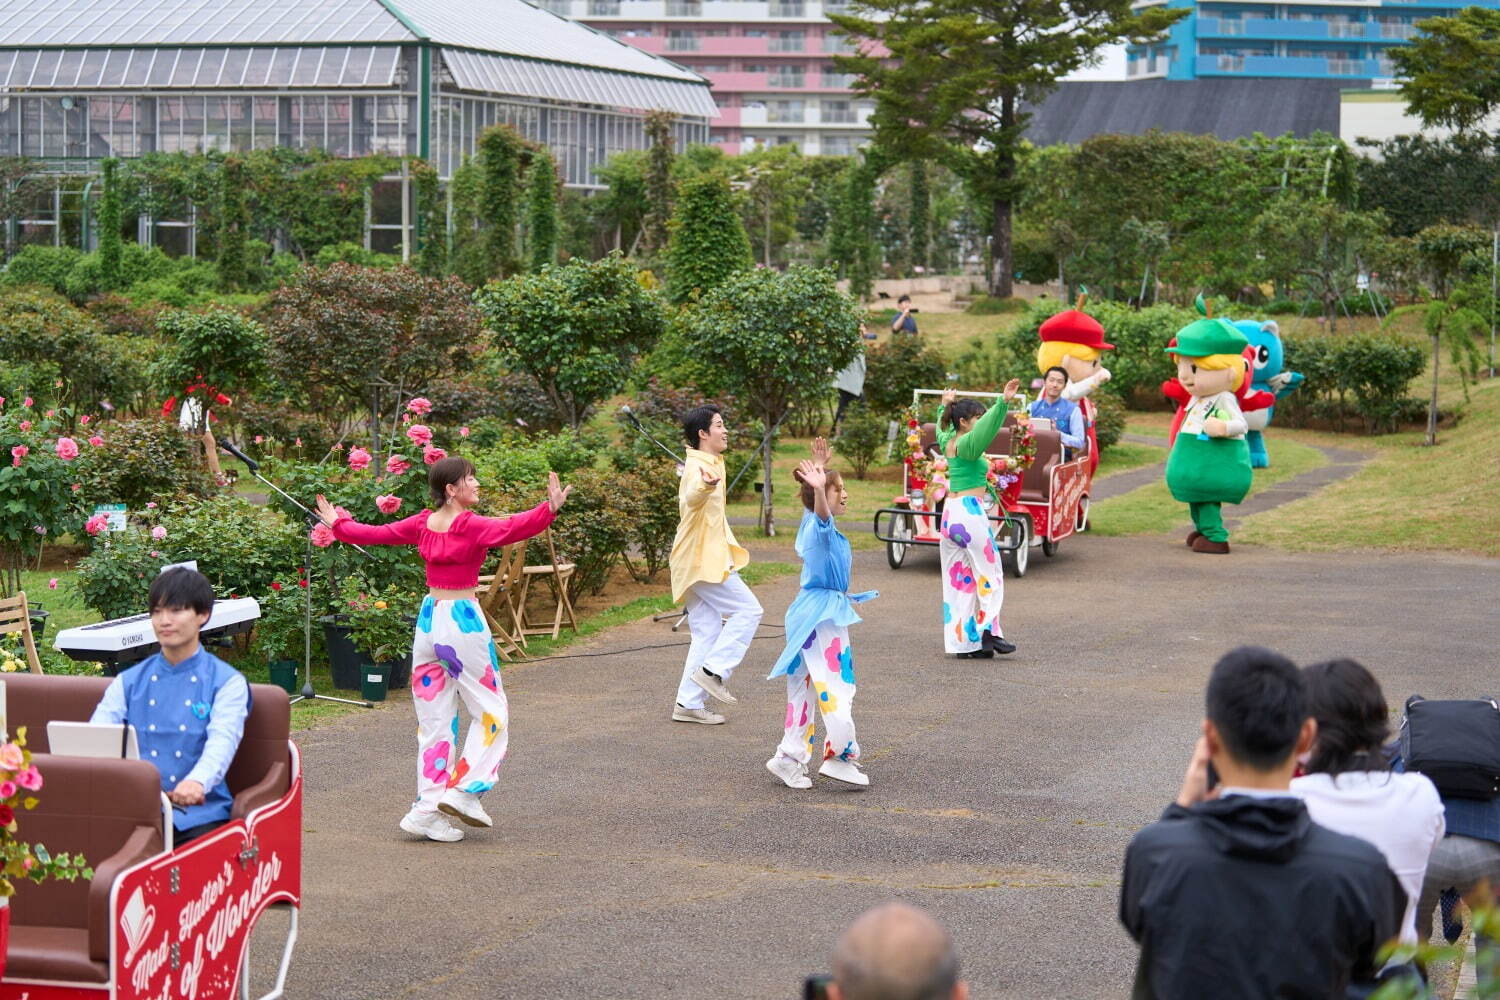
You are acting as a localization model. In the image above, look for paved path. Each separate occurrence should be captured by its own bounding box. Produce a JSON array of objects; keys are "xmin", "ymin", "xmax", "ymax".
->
[{"xmin": 265, "ymin": 531, "xmax": 1499, "ymax": 1000}]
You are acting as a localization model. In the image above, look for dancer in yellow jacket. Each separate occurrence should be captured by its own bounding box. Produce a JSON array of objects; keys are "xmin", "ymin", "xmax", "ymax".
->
[{"xmin": 669, "ymin": 404, "xmax": 763, "ymax": 725}]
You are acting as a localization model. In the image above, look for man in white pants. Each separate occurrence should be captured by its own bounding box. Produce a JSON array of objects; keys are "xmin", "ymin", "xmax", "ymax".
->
[{"xmin": 670, "ymin": 404, "xmax": 763, "ymax": 724}]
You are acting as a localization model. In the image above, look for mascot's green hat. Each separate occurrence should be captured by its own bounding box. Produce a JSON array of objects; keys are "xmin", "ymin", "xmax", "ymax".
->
[{"xmin": 1165, "ymin": 295, "xmax": 1249, "ymax": 357}]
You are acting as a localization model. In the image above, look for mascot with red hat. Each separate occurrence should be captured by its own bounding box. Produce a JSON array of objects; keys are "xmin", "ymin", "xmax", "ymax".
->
[{"xmin": 1035, "ymin": 295, "xmax": 1114, "ymax": 476}]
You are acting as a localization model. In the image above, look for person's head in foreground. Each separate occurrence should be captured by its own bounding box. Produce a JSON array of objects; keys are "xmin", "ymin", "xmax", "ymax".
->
[
  {"xmin": 1299, "ymin": 658, "xmax": 1389, "ymax": 778},
  {"xmin": 682, "ymin": 403, "xmax": 728, "ymax": 454},
  {"xmin": 1199, "ymin": 644, "xmax": 1315, "ymax": 792},
  {"xmin": 149, "ymin": 566, "xmax": 216, "ymax": 660},
  {"xmin": 829, "ymin": 902, "xmax": 967, "ymax": 1000}
]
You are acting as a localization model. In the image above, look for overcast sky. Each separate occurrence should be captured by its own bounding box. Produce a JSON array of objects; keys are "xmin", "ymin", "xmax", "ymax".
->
[{"xmin": 1063, "ymin": 43, "xmax": 1127, "ymax": 80}]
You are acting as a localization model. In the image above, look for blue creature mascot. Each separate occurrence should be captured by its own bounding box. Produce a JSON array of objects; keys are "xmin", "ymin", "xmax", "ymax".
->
[{"xmin": 1232, "ymin": 319, "xmax": 1304, "ymax": 469}]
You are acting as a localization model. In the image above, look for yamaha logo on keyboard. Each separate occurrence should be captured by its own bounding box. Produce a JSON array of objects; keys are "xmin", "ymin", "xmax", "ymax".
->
[{"xmin": 123, "ymin": 633, "xmax": 147, "ymax": 647}]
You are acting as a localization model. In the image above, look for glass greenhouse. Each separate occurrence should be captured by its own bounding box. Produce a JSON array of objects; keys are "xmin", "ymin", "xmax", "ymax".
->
[{"xmin": 0, "ymin": 0, "xmax": 715, "ymax": 251}]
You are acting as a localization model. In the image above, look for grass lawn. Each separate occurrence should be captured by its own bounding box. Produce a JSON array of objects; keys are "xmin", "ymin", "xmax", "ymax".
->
[
  {"xmin": 1236, "ymin": 371, "xmax": 1500, "ymax": 557},
  {"xmin": 1094, "ymin": 440, "xmax": 1166, "ymax": 479},
  {"xmin": 864, "ymin": 309, "xmax": 1025, "ymax": 356},
  {"xmin": 1088, "ymin": 437, "xmax": 1328, "ymax": 538}
]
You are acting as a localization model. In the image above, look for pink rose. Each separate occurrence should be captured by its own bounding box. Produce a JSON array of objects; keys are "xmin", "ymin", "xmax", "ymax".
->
[
  {"xmin": 0, "ymin": 744, "xmax": 22, "ymax": 771},
  {"xmin": 309, "ymin": 522, "xmax": 336, "ymax": 548},
  {"xmin": 18, "ymin": 420, "xmax": 31, "ymax": 431},
  {"xmin": 22, "ymin": 397, "xmax": 32, "ymax": 408},
  {"xmin": 0, "ymin": 780, "xmax": 15, "ymax": 799},
  {"xmin": 84, "ymin": 513, "xmax": 109, "ymax": 536},
  {"xmin": 376, "ymin": 494, "xmax": 402, "ymax": 514},
  {"xmin": 145, "ymin": 502, "xmax": 156, "ymax": 509},
  {"xmin": 423, "ymin": 446, "xmax": 447, "ymax": 465},
  {"xmin": 254, "ymin": 434, "xmax": 264, "ymax": 444},
  {"xmin": 33, "ymin": 525, "xmax": 45, "ymax": 535},
  {"xmin": 54, "ymin": 436, "xmax": 79, "ymax": 460},
  {"xmin": 406, "ymin": 424, "xmax": 433, "ymax": 447},
  {"xmin": 348, "ymin": 446, "xmax": 372, "ymax": 471},
  {"xmin": 47, "ymin": 578, "xmax": 57, "ymax": 590},
  {"xmin": 79, "ymin": 414, "xmax": 90, "ymax": 426},
  {"xmin": 295, "ymin": 437, "xmax": 303, "ymax": 447},
  {"xmin": 70, "ymin": 483, "xmax": 80, "ymax": 492},
  {"xmin": 407, "ymin": 397, "xmax": 433, "ymax": 415},
  {"xmin": 10, "ymin": 445, "xmax": 28, "ymax": 467},
  {"xmin": 87, "ymin": 435, "xmax": 103, "ymax": 447},
  {"xmin": 0, "ymin": 397, "xmax": 5, "ymax": 408},
  {"xmin": 44, "ymin": 409, "xmax": 54, "ymax": 418},
  {"xmin": 385, "ymin": 454, "xmax": 411, "ymax": 476},
  {"xmin": 15, "ymin": 766, "xmax": 42, "ymax": 792},
  {"xmin": 151, "ymin": 525, "xmax": 167, "ymax": 541},
  {"xmin": 459, "ymin": 426, "xmax": 470, "ymax": 438}
]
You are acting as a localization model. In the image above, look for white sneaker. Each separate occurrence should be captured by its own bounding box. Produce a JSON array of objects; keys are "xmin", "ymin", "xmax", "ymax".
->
[
  {"xmin": 818, "ymin": 758, "xmax": 869, "ymax": 787},
  {"xmin": 400, "ymin": 808, "xmax": 465, "ymax": 842},
  {"xmin": 438, "ymin": 788, "xmax": 493, "ymax": 828},
  {"xmin": 690, "ymin": 667, "xmax": 738, "ymax": 704},
  {"xmin": 766, "ymin": 754, "xmax": 812, "ymax": 789},
  {"xmin": 672, "ymin": 704, "xmax": 725, "ymax": 725}
]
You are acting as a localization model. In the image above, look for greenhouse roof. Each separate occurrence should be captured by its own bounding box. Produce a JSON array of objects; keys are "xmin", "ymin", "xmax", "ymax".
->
[{"xmin": 0, "ymin": 0, "xmax": 713, "ymax": 113}]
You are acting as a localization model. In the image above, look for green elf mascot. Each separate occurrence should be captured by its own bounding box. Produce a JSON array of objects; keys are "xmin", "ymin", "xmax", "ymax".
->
[{"xmin": 1164, "ymin": 310, "xmax": 1253, "ymax": 555}]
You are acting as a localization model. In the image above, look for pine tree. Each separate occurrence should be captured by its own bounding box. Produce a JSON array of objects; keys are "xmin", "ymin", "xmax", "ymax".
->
[
  {"xmin": 217, "ymin": 156, "xmax": 250, "ymax": 292},
  {"xmin": 641, "ymin": 110, "xmax": 676, "ymax": 254},
  {"xmin": 479, "ymin": 124, "xmax": 525, "ymax": 279}
]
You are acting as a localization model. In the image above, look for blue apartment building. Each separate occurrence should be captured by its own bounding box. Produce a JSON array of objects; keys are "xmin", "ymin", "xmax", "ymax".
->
[{"xmin": 1125, "ymin": 0, "xmax": 1500, "ymax": 82}]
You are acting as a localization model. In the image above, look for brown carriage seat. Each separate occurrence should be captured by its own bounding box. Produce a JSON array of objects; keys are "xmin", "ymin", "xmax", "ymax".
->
[
  {"xmin": 1019, "ymin": 428, "xmax": 1064, "ymax": 502},
  {"xmin": 5, "ymin": 753, "xmax": 164, "ymax": 983},
  {"xmin": 986, "ymin": 427, "xmax": 1013, "ymax": 456},
  {"xmin": 1, "ymin": 673, "xmax": 292, "ymax": 984},
  {"xmin": 5, "ymin": 674, "xmax": 292, "ymax": 816}
]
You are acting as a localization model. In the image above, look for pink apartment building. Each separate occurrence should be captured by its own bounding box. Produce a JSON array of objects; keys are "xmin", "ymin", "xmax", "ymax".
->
[{"xmin": 553, "ymin": 0, "xmax": 874, "ymax": 155}]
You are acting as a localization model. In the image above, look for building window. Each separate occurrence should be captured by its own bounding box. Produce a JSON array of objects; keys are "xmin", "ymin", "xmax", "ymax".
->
[
  {"xmin": 771, "ymin": 30, "xmax": 806, "ymax": 52},
  {"xmin": 588, "ymin": 0, "xmax": 621, "ymax": 14},
  {"xmin": 770, "ymin": 1, "xmax": 805, "ymax": 15},
  {"xmin": 769, "ymin": 67, "xmax": 806, "ymax": 87},
  {"xmin": 821, "ymin": 99, "xmax": 854, "ymax": 122},
  {"xmin": 822, "ymin": 134, "xmax": 858, "ymax": 155},
  {"xmin": 668, "ymin": 29, "xmax": 701, "ymax": 51},
  {"xmin": 666, "ymin": 0, "xmax": 702, "ymax": 12},
  {"xmin": 768, "ymin": 99, "xmax": 805, "ymax": 122}
]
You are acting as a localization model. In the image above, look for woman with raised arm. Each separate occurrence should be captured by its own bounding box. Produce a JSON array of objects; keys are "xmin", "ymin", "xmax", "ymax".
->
[
  {"xmin": 315, "ymin": 456, "xmax": 571, "ymax": 843},
  {"xmin": 936, "ymin": 382, "xmax": 1020, "ymax": 659},
  {"xmin": 765, "ymin": 439, "xmax": 877, "ymax": 789}
]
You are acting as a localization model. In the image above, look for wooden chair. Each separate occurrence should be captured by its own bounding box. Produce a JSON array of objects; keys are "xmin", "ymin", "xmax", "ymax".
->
[
  {"xmin": 0, "ymin": 591, "xmax": 44, "ymax": 674},
  {"xmin": 517, "ymin": 529, "xmax": 579, "ymax": 641},
  {"xmin": 477, "ymin": 541, "xmax": 529, "ymax": 660}
]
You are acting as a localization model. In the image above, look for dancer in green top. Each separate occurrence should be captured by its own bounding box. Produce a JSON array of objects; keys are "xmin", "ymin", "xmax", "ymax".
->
[{"xmin": 935, "ymin": 381, "xmax": 1020, "ymax": 658}]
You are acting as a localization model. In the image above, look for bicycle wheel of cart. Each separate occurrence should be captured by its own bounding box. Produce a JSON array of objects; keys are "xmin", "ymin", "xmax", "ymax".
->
[
  {"xmin": 1003, "ymin": 516, "xmax": 1029, "ymax": 578},
  {"xmin": 1075, "ymin": 496, "xmax": 1091, "ymax": 533},
  {"xmin": 887, "ymin": 513, "xmax": 914, "ymax": 569}
]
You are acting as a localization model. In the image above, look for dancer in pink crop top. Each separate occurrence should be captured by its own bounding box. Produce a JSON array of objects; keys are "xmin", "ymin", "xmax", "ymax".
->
[{"xmin": 315, "ymin": 456, "xmax": 571, "ymax": 843}]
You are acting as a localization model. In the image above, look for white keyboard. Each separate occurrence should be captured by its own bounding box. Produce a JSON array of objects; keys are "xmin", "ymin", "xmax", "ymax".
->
[{"xmin": 54, "ymin": 597, "xmax": 261, "ymax": 665}]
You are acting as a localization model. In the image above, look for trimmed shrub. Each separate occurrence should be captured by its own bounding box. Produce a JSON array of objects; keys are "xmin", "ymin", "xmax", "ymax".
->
[
  {"xmin": 834, "ymin": 400, "xmax": 887, "ymax": 479},
  {"xmin": 0, "ymin": 245, "xmax": 84, "ymax": 294},
  {"xmin": 665, "ymin": 174, "xmax": 752, "ymax": 305},
  {"xmin": 1276, "ymin": 331, "xmax": 1426, "ymax": 434},
  {"xmin": 864, "ymin": 336, "xmax": 949, "ymax": 417},
  {"xmin": 1092, "ymin": 390, "xmax": 1126, "ymax": 451},
  {"xmin": 71, "ymin": 416, "xmax": 216, "ymax": 512}
]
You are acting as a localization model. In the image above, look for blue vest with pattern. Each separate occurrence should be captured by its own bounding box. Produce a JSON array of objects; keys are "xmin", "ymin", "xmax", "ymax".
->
[{"xmin": 118, "ymin": 649, "xmax": 246, "ymax": 831}]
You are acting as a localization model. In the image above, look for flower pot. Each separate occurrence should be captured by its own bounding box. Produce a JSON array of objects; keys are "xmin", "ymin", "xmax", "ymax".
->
[
  {"xmin": 27, "ymin": 607, "xmax": 48, "ymax": 642},
  {"xmin": 361, "ymin": 662, "xmax": 393, "ymax": 702},
  {"xmin": 268, "ymin": 659, "xmax": 300, "ymax": 695},
  {"xmin": 319, "ymin": 618, "xmax": 364, "ymax": 692}
]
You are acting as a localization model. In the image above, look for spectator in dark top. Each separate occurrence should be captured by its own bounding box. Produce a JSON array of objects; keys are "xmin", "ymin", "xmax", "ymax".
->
[
  {"xmin": 1120, "ymin": 645, "xmax": 1406, "ymax": 1000},
  {"xmin": 891, "ymin": 295, "xmax": 919, "ymax": 336},
  {"xmin": 828, "ymin": 902, "xmax": 967, "ymax": 1000}
]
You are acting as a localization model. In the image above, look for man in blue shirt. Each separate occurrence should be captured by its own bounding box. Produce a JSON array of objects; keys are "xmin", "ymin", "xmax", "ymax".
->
[
  {"xmin": 890, "ymin": 295, "xmax": 919, "ymax": 336},
  {"xmin": 90, "ymin": 567, "xmax": 250, "ymax": 843},
  {"xmin": 1027, "ymin": 366, "xmax": 1086, "ymax": 454}
]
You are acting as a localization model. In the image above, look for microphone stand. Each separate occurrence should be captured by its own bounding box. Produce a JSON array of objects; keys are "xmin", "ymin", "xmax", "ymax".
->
[{"xmin": 219, "ymin": 445, "xmax": 371, "ymax": 709}]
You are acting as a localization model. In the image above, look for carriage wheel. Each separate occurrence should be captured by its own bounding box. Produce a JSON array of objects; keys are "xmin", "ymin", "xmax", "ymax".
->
[
  {"xmin": 1042, "ymin": 537, "xmax": 1058, "ymax": 558},
  {"xmin": 886, "ymin": 513, "xmax": 914, "ymax": 569},
  {"xmin": 1075, "ymin": 496, "xmax": 1091, "ymax": 533},
  {"xmin": 1004, "ymin": 517, "xmax": 1029, "ymax": 578}
]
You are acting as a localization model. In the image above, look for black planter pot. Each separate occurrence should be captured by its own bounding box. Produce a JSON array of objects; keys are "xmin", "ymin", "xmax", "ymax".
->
[
  {"xmin": 27, "ymin": 607, "xmax": 49, "ymax": 642},
  {"xmin": 320, "ymin": 616, "xmax": 415, "ymax": 692}
]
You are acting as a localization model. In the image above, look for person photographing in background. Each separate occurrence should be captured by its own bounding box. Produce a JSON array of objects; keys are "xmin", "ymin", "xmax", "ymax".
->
[{"xmin": 891, "ymin": 295, "xmax": 919, "ymax": 336}]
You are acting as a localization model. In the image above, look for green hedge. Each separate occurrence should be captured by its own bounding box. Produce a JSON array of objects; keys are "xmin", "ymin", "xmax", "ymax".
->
[{"xmin": 1275, "ymin": 332, "xmax": 1427, "ymax": 434}]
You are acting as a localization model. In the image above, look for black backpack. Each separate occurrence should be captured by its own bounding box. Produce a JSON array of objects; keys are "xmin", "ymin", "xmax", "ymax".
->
[{"xmin": 1400, "ymin": 695, "xmax": 1500, "ymax": 800}]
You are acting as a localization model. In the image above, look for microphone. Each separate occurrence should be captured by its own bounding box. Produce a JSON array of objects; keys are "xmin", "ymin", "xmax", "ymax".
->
[{"xmin": 218, "ymin": 438, "xmax": 259, "ymax": 473}]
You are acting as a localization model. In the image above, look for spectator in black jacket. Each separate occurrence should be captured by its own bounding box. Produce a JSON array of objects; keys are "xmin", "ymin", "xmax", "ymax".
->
[{"xmin": 1120, "ymin": 646, "xmax": 1406, "ymax": 1000}]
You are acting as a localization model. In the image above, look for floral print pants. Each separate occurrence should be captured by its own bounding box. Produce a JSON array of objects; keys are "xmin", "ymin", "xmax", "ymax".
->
[
  {"xmin": 409, "ymin": 597, "xmax": 509, "ymax": 814},
  {"xmin": 939, "ymin": 495, "xmax": 1005, "ymax": 654},
  {"xmin": 776, "ymin": 621, "xmax": 859, "ymax": 766}
]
